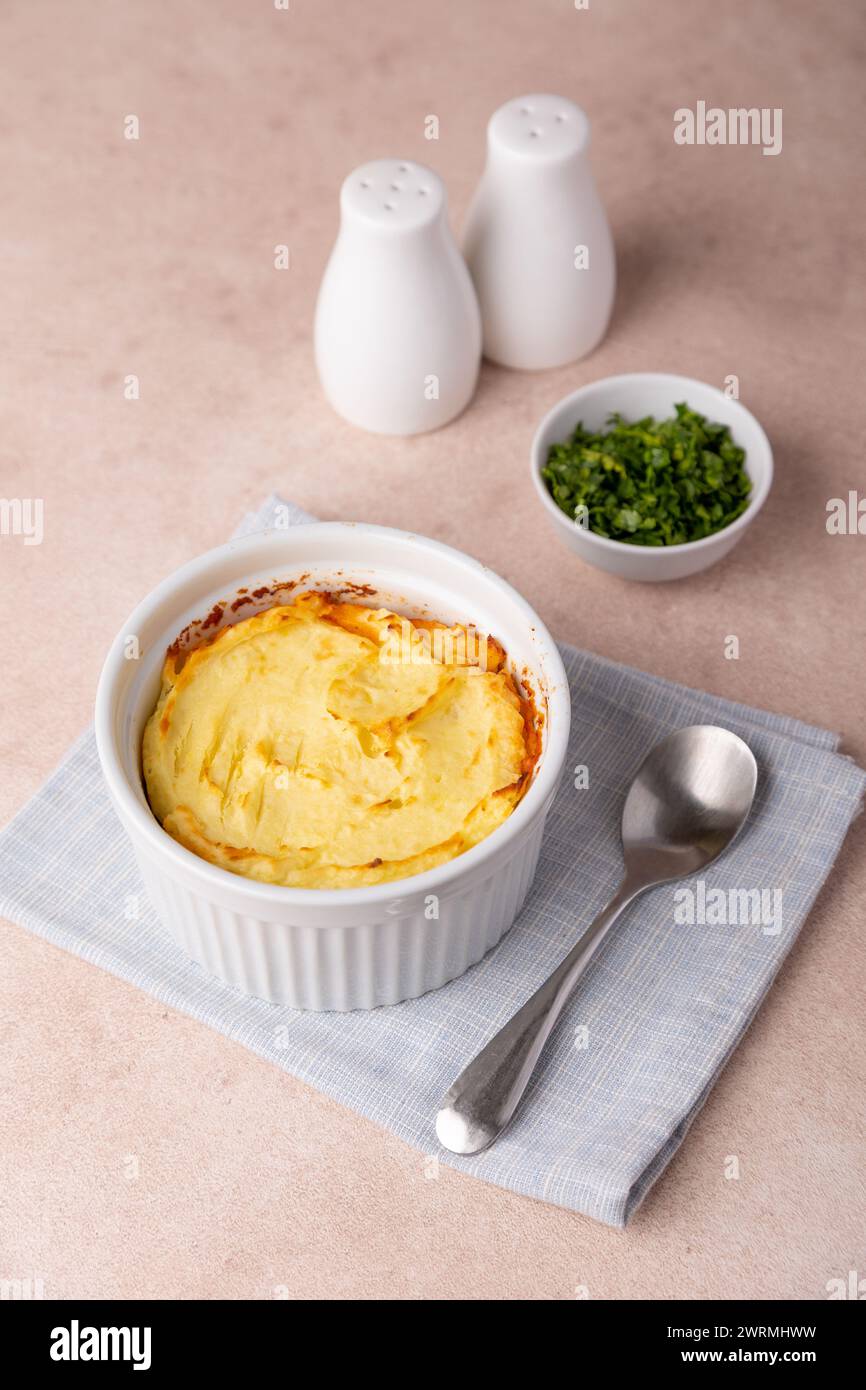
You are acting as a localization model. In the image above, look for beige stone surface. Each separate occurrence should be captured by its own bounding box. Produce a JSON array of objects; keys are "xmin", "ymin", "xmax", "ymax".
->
[{"xmin": 1, "ymin": 0, "xmax": 864, "ymax": 1300}]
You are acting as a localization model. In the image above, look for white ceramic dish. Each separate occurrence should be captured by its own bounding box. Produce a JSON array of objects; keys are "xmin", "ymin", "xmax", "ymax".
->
[
  {"xmin": 530, "ymin": 372, "xmax": 773, "ymax": 582},
  {"xmin": 95, "ymin": 524, "xmax": 570, "ymax": 1011}
]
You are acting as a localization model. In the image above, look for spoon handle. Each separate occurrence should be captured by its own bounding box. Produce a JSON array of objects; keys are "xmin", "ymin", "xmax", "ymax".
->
[{"xmin": 436, "ymin": 878, "xmax": 641, "ymax": 1155}]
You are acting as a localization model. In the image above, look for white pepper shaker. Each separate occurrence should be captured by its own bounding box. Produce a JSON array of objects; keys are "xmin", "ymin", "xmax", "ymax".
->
[
  {"xmin": 463, "ymin": 95, "xmax": 615, "ymax": 370},
  {"xmin": 314, "ymin": 159, "xmax": 481, "ymax": 435}
]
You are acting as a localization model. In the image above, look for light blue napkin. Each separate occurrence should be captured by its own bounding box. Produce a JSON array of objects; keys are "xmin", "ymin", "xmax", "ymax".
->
[{"xmin": 2, "ymin": 496, "xmax": 862, "ymax": 1226}]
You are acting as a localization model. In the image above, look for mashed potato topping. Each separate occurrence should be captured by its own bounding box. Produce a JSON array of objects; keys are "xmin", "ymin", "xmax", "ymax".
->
[{"xmin": 142, "ymin": 592, "xmax": 535, "ymax": 888}]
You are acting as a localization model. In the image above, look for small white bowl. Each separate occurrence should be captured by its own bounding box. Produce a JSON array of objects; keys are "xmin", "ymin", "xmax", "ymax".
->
[
  {"xmin": 95, "ymin": 524, "xmax": 570, "ymax": 1011},
  {"xmin": 530, "ymin": 372, "xmax": 773, "ymax": 582}
]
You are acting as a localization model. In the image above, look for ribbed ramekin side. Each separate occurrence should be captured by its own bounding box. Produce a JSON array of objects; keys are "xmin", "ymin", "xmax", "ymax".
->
[{"xmin": 131, "ymin": 806, "xmax": 549, "ymax": 1011}]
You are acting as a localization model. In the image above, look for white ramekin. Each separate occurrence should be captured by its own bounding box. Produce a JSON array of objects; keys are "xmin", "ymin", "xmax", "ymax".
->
[
  {"xmin": 530, "ymin": 373, "xmax": 774, "ymax": 582},
  {"xmin": 95, "ymin": 524, "xmax": 570, "ymax": 1011}
]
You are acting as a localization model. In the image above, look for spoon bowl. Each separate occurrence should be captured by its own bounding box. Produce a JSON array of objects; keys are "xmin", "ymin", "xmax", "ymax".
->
[{"xmin": 621, "ymin": 724, "xmax": 757, "ymax": 884}]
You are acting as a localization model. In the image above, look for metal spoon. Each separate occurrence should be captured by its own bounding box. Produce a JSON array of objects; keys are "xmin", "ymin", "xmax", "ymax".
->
[{"xmin": 435, "ymin": 724, "xmax": 757, "ymax": 1156}]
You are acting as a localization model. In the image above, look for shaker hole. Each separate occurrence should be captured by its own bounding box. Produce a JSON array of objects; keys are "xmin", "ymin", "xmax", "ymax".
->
[
  {"xmin": 383, "ymin": 203, "xmax": 395, "ymax": 211},
  {"xmin": 529, "ymin": 129, "xmax": 542, "ymax": 138},
  {"xmin": 519, "ymin": 106, "xmax": 533, "ymax": 115},
  {"xmin": 360, "ymin": 180, "xmax": 371, "ymax": 188},
  {"xmin": 418, "ymin": 187, "xmax": 429, "ymax": 196},
  {"xmin": 390, "ymin": 183, "xmax": 402, "ymax": 191}
]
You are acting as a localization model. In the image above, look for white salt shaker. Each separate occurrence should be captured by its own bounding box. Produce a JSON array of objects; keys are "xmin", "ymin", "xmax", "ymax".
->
[
  {"xmin": 314, "ymin": 159, "xmax": 481, "ymax": 435},
  {"xmin": 463, "ymin": 95, "xmax": 615, "ymax": 370}
]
